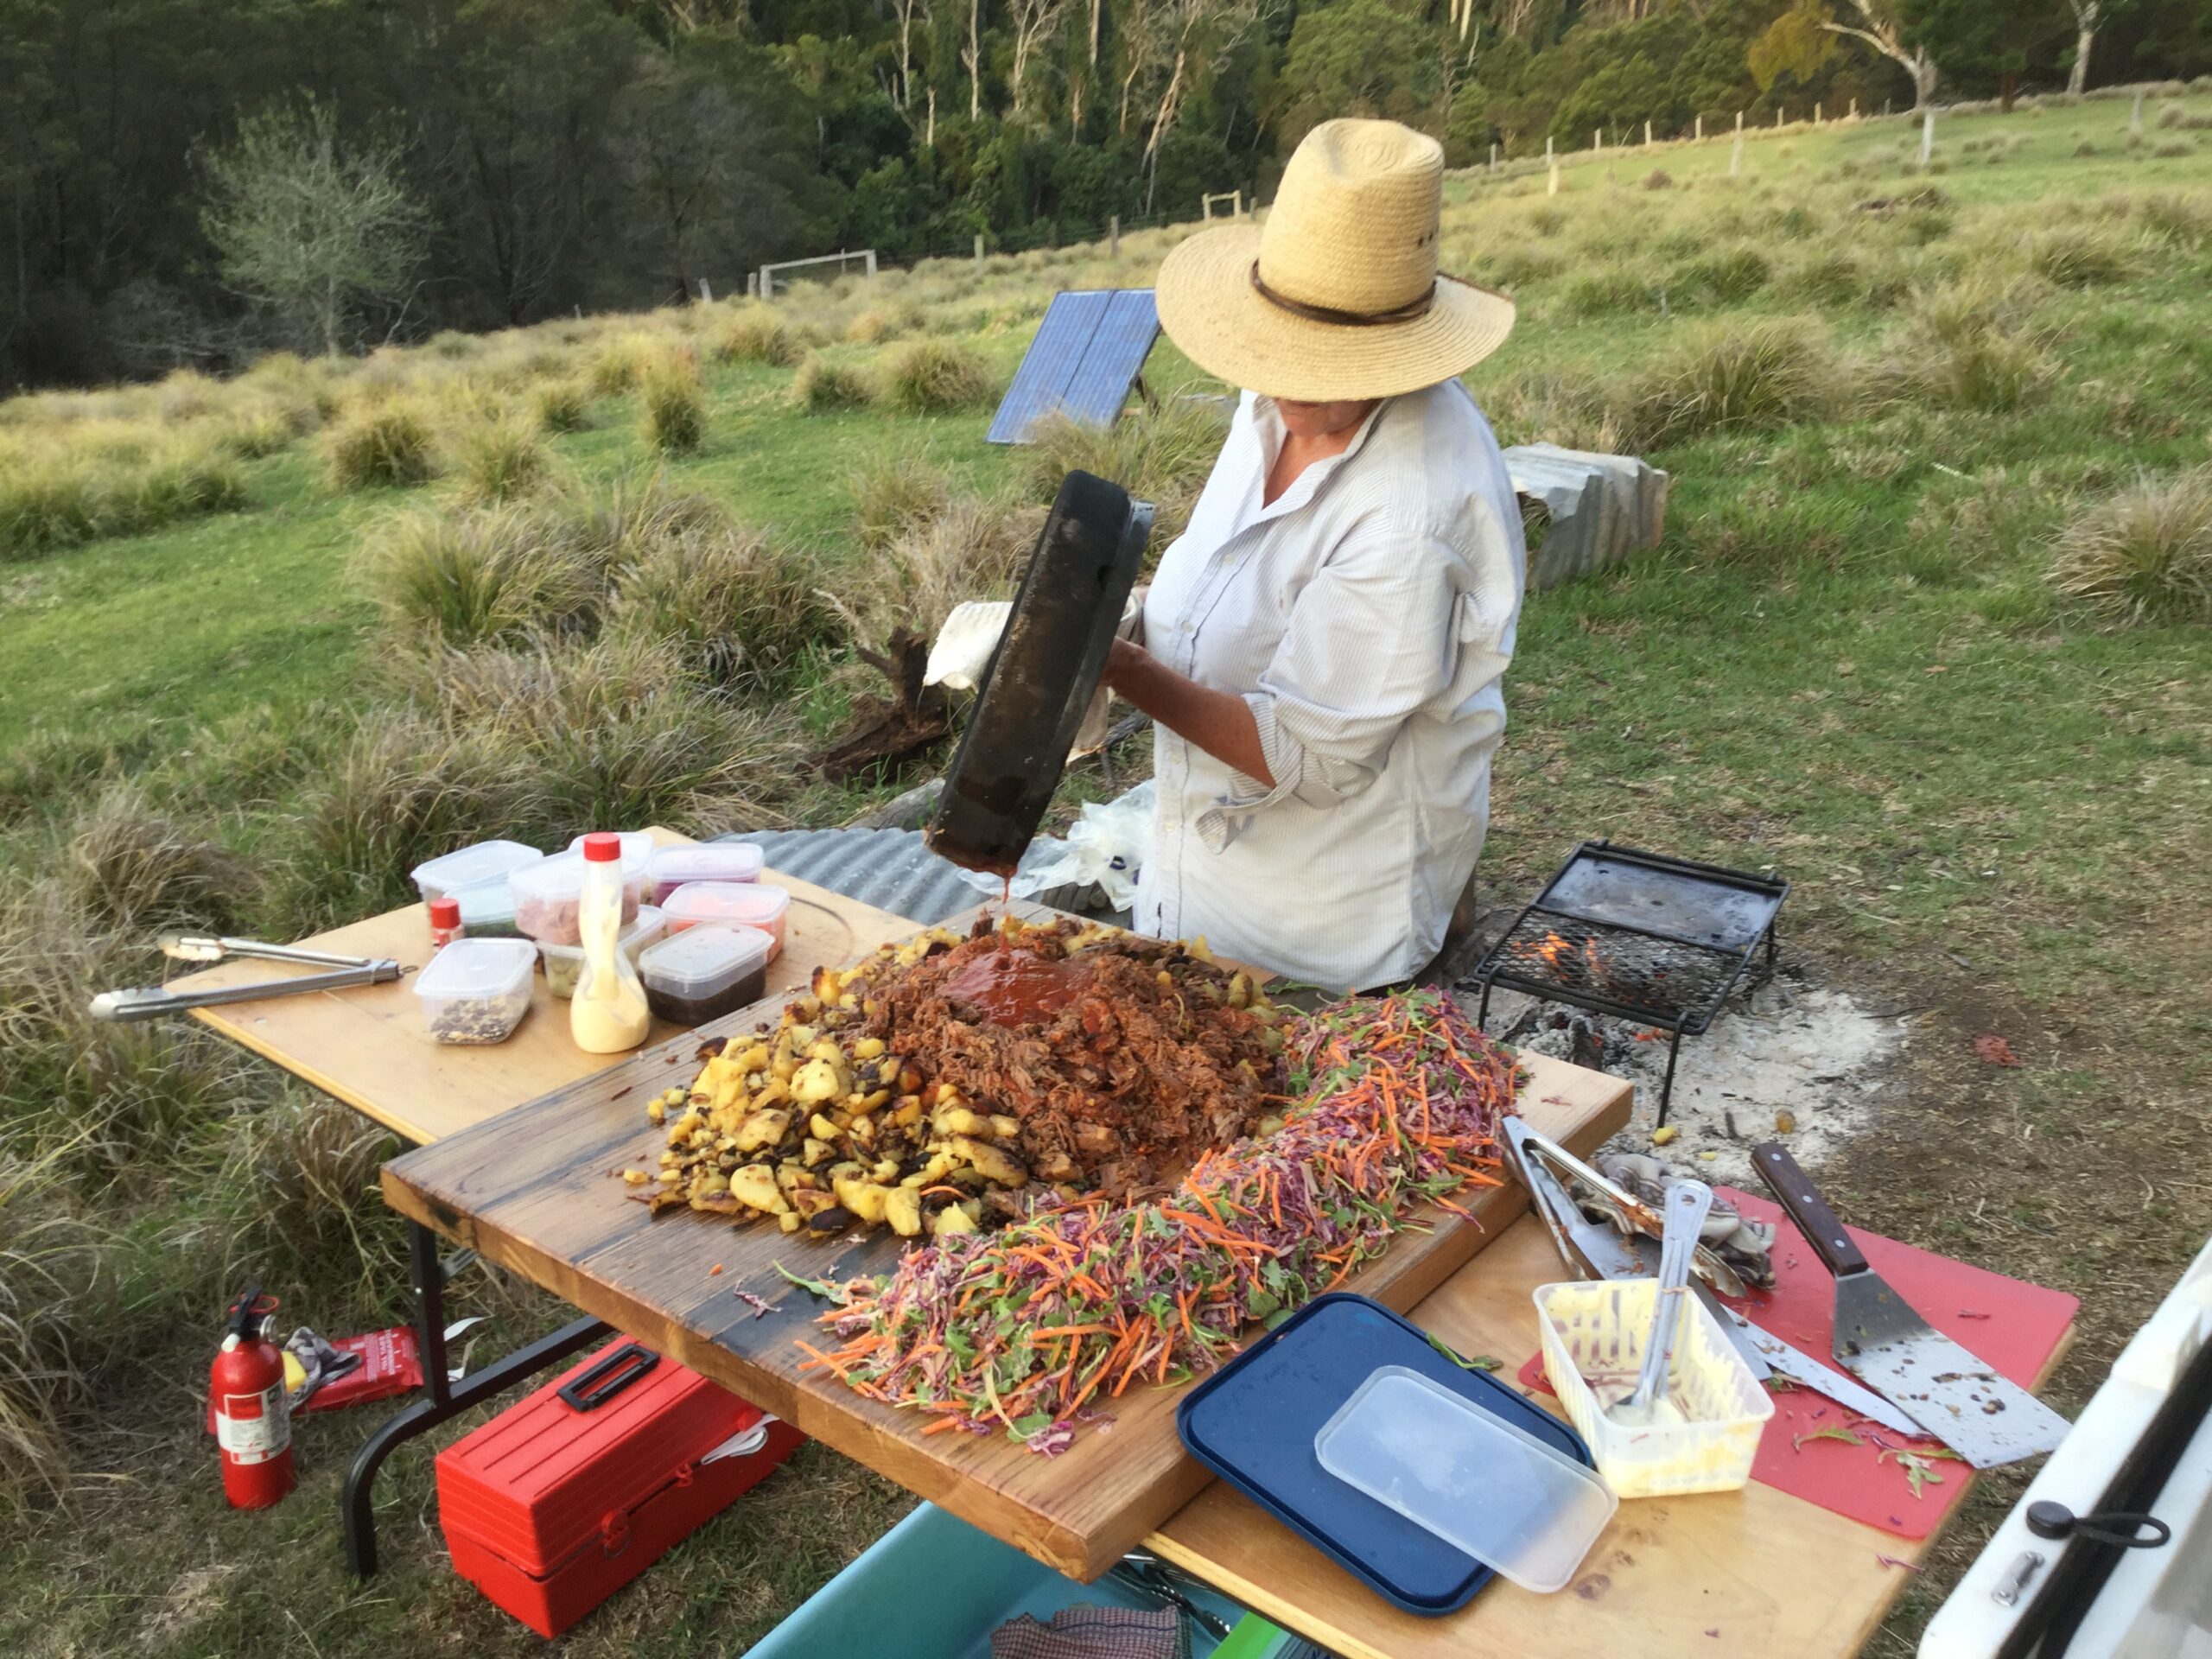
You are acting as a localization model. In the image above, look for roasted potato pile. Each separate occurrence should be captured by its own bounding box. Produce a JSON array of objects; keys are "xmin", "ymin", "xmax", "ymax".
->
[{"xmin": 622, "ymin": 927, "xmax": 1026, "ymax": 1242}]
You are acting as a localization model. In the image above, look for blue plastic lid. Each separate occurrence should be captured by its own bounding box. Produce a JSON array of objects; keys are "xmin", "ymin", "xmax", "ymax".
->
[{"xmin": 1176, "ymin": 1294, "xmax": 1598, "ymax": 1617}]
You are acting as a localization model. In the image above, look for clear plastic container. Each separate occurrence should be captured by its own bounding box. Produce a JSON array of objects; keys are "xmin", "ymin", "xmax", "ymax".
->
[
  {"xmin": 647, "ymin": 842, "xmax": 765, "ymax": 906},
  {"xmin": 1534, "ymin": 1279, "xmax": 1774, "ymax": 1498},
  {"xmin": 1315, "ymin": 1365, "xmax": 1616, "ymax": 1594},
  {"xmin": 450, "ymin": 875, "xmax": 524, "ymax": 940},
  {"xmin": 537, "ymin": 906, "xmax": 665, "ymax": 999},
  {"xmin": 510, "ymin": 850, "xmax": 645, "ymax": 946},
  {"xmin": 410, "ymin": 839, "xmax": 543, "ymax": 904},
  {"xmin": 661, "ymin": 882, "xmax": 788, "ymax": 956},
  {"xmin": 413, "ymin": 938, "xmax": 537, "ymax": 1045},
  {"xmin": 638, "ymin": 924, "xmax": 775, "ymax": 1027}
]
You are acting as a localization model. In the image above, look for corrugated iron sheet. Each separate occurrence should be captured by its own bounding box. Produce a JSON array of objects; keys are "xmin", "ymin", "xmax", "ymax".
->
[
  {"xmin": 1507, "ymin": 443, "xmax": 1671, "ymax": 591},
  {"xmin": 719, "ymin": 827, "xmax": 1113, "ymax": 927}
]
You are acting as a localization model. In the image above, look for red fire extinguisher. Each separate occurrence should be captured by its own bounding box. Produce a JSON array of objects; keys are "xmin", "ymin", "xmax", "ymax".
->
[{"xmin": 212, "ymin": 1285, "xmax": 295, "ymax": 1510}]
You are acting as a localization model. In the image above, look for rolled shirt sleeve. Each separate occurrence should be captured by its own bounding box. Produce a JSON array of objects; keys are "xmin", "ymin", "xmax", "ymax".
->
[{"xmin": 1194, "ymin": 512, "xmax": 1469, "ymax": 848}]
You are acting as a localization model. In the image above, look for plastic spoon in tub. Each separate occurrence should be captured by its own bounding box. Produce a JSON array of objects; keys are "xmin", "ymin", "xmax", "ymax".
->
[{"xmin": 1611, "ymin": 1179, "xmax": 1713, "ymax": 1429}]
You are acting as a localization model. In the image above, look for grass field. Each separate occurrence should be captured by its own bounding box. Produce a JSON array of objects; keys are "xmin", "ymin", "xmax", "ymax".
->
[{"xmin": 2, "ymin": 85, "xmax": 2210, "ymax": 1657}]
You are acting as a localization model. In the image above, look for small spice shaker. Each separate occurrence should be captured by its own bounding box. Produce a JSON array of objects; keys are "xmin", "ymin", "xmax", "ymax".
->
[{"xmin": 428, "ymin": 895, "xmax": 466, "ymax": 949}]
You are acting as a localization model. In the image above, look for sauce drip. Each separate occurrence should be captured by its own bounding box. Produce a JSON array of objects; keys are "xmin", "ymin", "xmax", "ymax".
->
[{"xmin": 939, "ymin": 949, "xmax": 1093, "ymax": 1027}]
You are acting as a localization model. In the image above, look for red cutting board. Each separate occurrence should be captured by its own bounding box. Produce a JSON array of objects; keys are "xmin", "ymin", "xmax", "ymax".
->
[{"xmin": 1516, "ymin": 1188, "xmax": 2077, "ymax": 1539}]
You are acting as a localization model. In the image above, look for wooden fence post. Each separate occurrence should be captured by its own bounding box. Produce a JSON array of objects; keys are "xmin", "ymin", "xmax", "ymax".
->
[
  {"xmin": 1814, "ymin": 102, "xmax": 1822, "ymax": 124},
  {"xmin": 1848, "ymin": 97, "xmax": 1858, "ymax": 120},
  {"xmin": 1695, "ymin": 114, "xmax": 1703, "ymax": 142},
  {"xmin": 974, "ymin": 233, "xmax": 984, "ymax": 264},
  {"xmin": 696, "ymin": 277, "xmax": 713, "ymax": 303},
  {"xmin": 1490, "ymin": 143, "xmax": 1498, "ymax": 172},
  {"xmin": 1109, "ymin": 215, "xmax": 1120, "ymax": 257},
  {"xmin": 1546, "ymin": 136, "xmax": 1554, "ymax": 167},
  {"xmin": 1593, "ymin": 126, "xmax": 1602, "ymax": 152},
  {"xmin": 2130, "ymin": 92, "xmax": 2145, "ymax": 131},
  {"xmin": 1548, "ymin": 161, "xmax": 1560, "ymax": 196},
  {"xmin": 864, "ymin": 250, "xmax": 877, "ymax": 279},
  {"xmin": 1920, "ymin": 108, "xmax": 1935, "ymax": 164}
]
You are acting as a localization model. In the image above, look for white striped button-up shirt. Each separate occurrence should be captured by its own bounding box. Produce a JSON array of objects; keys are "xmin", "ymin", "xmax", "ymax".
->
[{"xmin": 1134, "ymin": 382, "xmax": 1525, "ymax": 990}]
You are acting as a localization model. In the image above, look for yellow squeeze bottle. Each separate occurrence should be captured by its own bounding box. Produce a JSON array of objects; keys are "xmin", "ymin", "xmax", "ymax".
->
[{"xmin": 570, "ymin": 833, "xmax": 650, "ymax": 1053}]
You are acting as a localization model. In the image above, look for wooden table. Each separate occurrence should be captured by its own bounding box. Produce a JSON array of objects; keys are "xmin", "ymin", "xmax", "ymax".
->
[
  {"xmin": 182, "ymin": 830, "xmax": 918, "ymax": 1146},
  {"xmin": 1147, "ymin": 1210, "xmax": 2072, "ymax": 1659},
  {"xmin": 175, "ymin": 830, "xmax": 920, "ymax": 1573},
  {"xmin": 379, "ymin": 900, "xmax": 1631, "ymax": 1580}
]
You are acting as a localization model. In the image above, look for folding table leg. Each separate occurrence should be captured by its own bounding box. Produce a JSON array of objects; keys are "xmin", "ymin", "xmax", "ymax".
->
[{"xmin": 341, "ymin": 1219, "xmax": 610, "ymax": 1579}]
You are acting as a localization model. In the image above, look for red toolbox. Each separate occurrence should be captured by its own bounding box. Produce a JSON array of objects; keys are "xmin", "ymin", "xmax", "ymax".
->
[{"xmin": 436, "ymin": 1337, "xmax": 802, "ymax": 1637}]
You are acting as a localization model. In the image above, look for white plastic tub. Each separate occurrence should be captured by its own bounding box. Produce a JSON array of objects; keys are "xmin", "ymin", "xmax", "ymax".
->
[
  {"xmin": 410, "ymin": 840, "xmax": 543, "ymax": 905},
  {"xmin": 1535, "ymin": 1278, "xmax": 1773, "ymax": 1498},
  {"xmin": 511, "ymin": 851, "xmax": 645, "ymax": 946},
  {"xmin": 661, "ymin": 882, "xmax": 788, "ymax": 956},
  {"xmin": 414, "ymin": 938, "xmax": 537, "ymax": 1045},
  {"xmin": 648, "ymin": 842, "xmax": 764, "ymax": 906},
  {"xmin": 537, "ymin": 906, "xmax": 665, "ymax": 1000}
]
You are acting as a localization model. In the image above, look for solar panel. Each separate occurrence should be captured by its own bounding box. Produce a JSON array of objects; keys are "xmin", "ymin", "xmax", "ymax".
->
[{"xmin": 985, "ymin": 289, "xmax": 1160, "ymax": 445}]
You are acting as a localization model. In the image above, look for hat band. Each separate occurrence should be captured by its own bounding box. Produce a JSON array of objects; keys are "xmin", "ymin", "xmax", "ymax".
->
[{"xmin": 1248, "ymin": 261, "xmax": 1435, "ymax": 327}]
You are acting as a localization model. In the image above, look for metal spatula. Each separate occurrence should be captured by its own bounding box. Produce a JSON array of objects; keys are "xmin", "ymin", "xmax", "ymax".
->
[{"xmin": 1753, "ymin": 1142, "xmax": 2070, "ymax": 1469}]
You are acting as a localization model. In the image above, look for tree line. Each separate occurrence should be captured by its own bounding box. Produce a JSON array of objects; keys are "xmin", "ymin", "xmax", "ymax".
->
[{"xmin": 4, "ymin": 0, "xmax": 2206, "ymax": 391}]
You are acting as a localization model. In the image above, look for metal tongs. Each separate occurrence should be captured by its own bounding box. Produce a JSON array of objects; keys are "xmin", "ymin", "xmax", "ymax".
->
[
  {"xmin": 1502, "ymin": 1116, "xmax": 1749, "ymax": 1298},
  {"xmin": 89, "ymin": 933, "xmax": 403, "ymax": 1022}
]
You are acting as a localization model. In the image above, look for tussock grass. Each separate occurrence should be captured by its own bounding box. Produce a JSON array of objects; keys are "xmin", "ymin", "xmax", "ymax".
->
[
  {"xmin": 368, "ymin": 505, "xmax": 605, "ymax": 646},
  {"xmin": 321, "ymin": 402, "xmax": 436, "ymax": 490},
  {"xmin": 880, "ymin": 340, "xmax": 996, "ymax": 414},
  {"xmin": 843, "ymin": 305, "xmax": 918, "ymax": 345},
  {"xmin": 612, "ymin": 524, "xmax": 837, "ymax": 694},
  {"xmin": 848, "ymin": 454, "xmax": 953, "ymax": 551},
  {"xmin": 712, "ymin": 307, "xmax": 799, "ymax": 367},
  {"xmin": 531, "ymin": 378, "xmax": 591, "ymax": 434},
  {"xmin": 2050, "ymin": 467, "xmax": 2212, "ymax": 626},
  {"xmin": 791, "ymin": 355, "xmax": 875, "ymax": 411},
  {"xmin": 0, "ymin": 1137, "xmax": 109, "ymax": 1520},
  {"xmin": 1625, "ymin": 319, "xmax": 1844, "ymax": 448},
  {"xmin": 2023, "ymin": 223, "xmax": 2148, "ymax": 286},
  {"xmin": 587, "ymin": 332, "xmax": 662, "ymax": 396},
  {"xmin": 65, "ymin": 781, "xmax": 257, "ymax": 932},
  {"xmin": 638, "ymin": 351, "xmax": 707, "ymax": 455},
  {"xmin": 0, "ymin": 436, "xmax": 248, "ymax": 560},
  {"xmin": 854, "ymin": 493, "xmax": 1043, "ymax": 643},
  {"xmin": 450, "ymin": 414, "xmax": 550, "ymax": 503},
  {"xmin": 1872, "ymin": 276, "xmax": 2057, "ymax": 412},
  {"xmin": 1020, "ymin": 397, "xmax": 1229, "ymax": 543}
]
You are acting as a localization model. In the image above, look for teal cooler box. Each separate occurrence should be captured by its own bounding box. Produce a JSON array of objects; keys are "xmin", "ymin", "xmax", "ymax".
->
[{"xmin": 753, "ymin": 1500, "xmax": 1305, "ymax": 1658}]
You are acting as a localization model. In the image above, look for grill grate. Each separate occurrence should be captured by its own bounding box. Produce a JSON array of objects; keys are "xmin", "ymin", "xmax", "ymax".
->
[{"xmin": 1469, "ymin": 842, "xmax": 1789, "ymax": 1126}]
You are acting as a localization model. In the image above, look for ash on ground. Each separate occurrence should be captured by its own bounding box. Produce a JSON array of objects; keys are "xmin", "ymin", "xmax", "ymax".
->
[{"xmin": 1455, "ymin": 967, "xmax": 1903, "ymax": 1189}]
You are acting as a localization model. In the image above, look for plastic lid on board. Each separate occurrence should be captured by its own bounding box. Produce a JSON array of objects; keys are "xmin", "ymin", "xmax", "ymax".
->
[
  {"xmin": 409, "ymin": 839, "xmax": 543, "ymax": 897},
  {"xmin": 662, "ymin": 882, "xmax": 790, "ymax": 930},
  {"xmin": 413, "ymin": 938, "xmax": 537, "ymax": 1001},
  {"xmin": 648, "ymin": 842, "xmax": 765, "ymax": 889},
  {"xmin": 1314, "ymin": 1365, "xmax": 1617, "ymax": 1595},
  {"xmin": 639, "ymin": 924, "xmax": 775, "ymax": 997}
]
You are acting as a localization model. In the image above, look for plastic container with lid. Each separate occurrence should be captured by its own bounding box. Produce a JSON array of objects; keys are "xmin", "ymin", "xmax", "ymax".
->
[
  {"xmin": 542, "ymin": 911, "xmax": 664, "ymax": 1000},
  {"xmin": 414, "ymin": 938, "xmax": 537, "ymax": 1045},
  {"xmin": 451, "ymin": 875, "xmax": 524, "ymax": 939},
  {"xmin": 660, "ymin": 883, "xmax": 788, "ymax": 956},
  {"xmin": 1314, "ymin": 1365, "xmax": 1616, "ymax": 1594},
  {"xmin": 537, "ymin": 907, "xmax": 664, "ymax": 999},
  {"xmin": 511, "ymin": 851, "xmax": 645, "ymax": 946},
  {"xmin": 637, "ymin": 925, "xmax": 775, "ymax": 1027},
  {"xmin": 1534, "ymin": 1277, "xmax": 1774, "ymax": 1498},
  {"xmin": 410, "ymin": 840, "xmax": 543, "ymax": 905},
  {"xmin": 647, "ymin": 842, "xmax": 764, "ymax": 906}
]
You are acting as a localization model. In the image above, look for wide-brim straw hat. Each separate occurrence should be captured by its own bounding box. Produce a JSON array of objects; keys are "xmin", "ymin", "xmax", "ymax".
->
[{"xmin": 1155, "ymin": 118, "xmax": 1514, "ymax": 402}]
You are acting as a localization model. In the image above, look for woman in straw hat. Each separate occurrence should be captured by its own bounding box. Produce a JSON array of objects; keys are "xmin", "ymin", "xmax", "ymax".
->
[{"xmin": 1101, "ymin": 118, "xmax": 1524, "ymax": 992}]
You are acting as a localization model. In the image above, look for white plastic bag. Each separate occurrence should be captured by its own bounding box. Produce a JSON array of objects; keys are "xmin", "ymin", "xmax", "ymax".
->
[
  {"xmin": 925, "ymin": 591, "xmax": 1145, "ymax": 758},
  {"xmin": 955, "ymin": 782, "xmax": 1155, "ymax": 911}
]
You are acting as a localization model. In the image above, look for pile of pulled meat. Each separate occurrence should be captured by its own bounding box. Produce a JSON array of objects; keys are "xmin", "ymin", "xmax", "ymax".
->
[{"xmin": 861, "ymin": 918, "xmax": 1282, "ymax": 1200}]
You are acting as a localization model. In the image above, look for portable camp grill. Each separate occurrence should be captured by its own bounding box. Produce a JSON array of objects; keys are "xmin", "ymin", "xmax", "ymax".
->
[{"xmin": 1469, "ymin": 842, "xmax": 1789, "ymax": 1127}]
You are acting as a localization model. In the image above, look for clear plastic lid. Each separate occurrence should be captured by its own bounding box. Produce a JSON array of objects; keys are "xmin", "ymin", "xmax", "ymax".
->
[
  {"xmin": 1315, "ymin": 1365, "xmax": 1616, "ymax": 1595},
  {"xmin": 511, "ymin": 849, "xmax": 647, "ymax": 903},
  {"xmin": 648, "ymin": 842, "xmax": 764, "ymax": 891},
  {"xmin": 537, "ymin": 906, "xmax": 665, "ymax": 964},
  {"xmin": 639, "ymin": 924, "xmax": 775, "ymax": 996},
  {"xmin": 563, "ymin": 831, "xmax": 655, "ymax": 873},
  {"xmin": 662, "ymin": 881, "xmax": 789, "ymax": 931},
  {"xmin": 451, "ymin": 875, "xmax": 520, "ymax": 930},
  {"xmin": 410, "ymin": 839, "xmax": 543, "ymax": 899},
  {"xmin": 413, "ymin": 938, "xmax": 537, "ymax": 1001}
]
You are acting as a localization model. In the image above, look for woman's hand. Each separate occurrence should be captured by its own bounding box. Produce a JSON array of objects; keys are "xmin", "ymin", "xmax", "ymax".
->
[{"xmin": 1102, "ymin": 636, "xmax": 1151, "ymax": 694}]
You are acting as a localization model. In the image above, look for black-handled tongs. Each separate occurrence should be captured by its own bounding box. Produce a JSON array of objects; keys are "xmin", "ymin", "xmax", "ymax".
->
[
  {"xmin": 1501, "ymin": 1116, "xmax": 1748, "ymax": 1297},
  {"xmin": 89, "ymin": 933, "xmax": 404, "ymax": 1022}
]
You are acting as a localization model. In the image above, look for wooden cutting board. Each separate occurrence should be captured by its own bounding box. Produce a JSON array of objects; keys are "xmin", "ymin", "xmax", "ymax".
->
[{"xmin": 382, "ymin": 903, "xmax": 1633, "ymax": 1580}]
